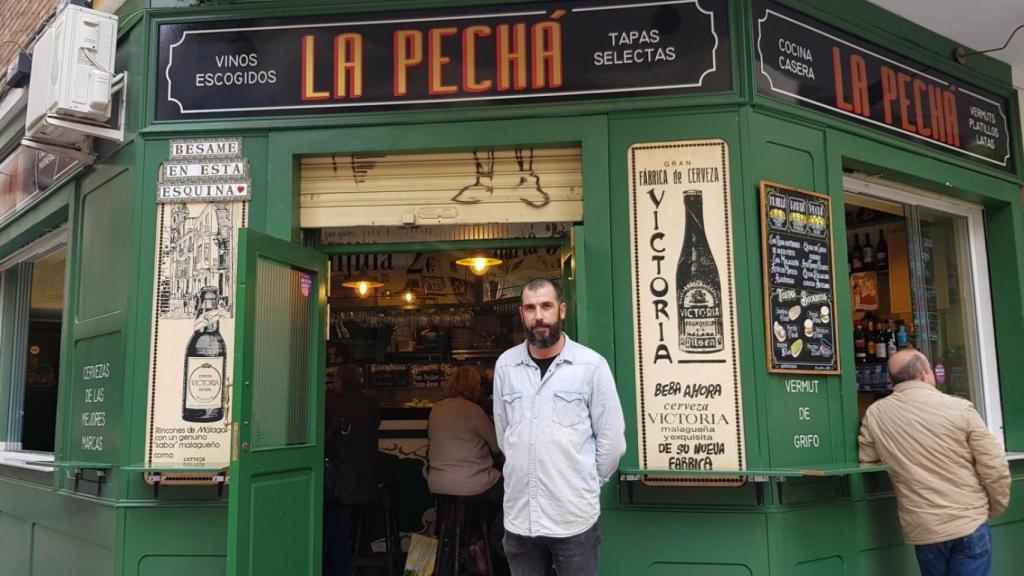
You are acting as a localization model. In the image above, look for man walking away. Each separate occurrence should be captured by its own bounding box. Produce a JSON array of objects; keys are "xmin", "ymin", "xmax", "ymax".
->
[
  {"xmin": 493, "ymin": 278, "xmax": 626, "ymax": 576},
  {"xmin": 859, "ymin": 349, "xmax": 1010, "ymax": 576}
]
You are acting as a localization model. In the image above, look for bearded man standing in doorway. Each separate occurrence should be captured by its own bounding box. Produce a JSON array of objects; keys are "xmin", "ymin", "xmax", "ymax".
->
[{"xmin": 493, "ymin": 278, "xmax": 626, "ymax": 576}]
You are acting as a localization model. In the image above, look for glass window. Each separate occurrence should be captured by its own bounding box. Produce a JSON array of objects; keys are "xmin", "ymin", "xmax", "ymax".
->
[
  {"xmin": 0, "ymin": 232, "xmax": 68, "ymax": 457},
  {"xmin": 845, "ymin": 177, "xmax": 1000, "ymax": 436},
  {"xmin": 21, "ymin": 249, "xmax": 66, "ymax": 452},
  {"xmin": 0, "ymin": 147, "xmax": 83, "ymax": 224}
]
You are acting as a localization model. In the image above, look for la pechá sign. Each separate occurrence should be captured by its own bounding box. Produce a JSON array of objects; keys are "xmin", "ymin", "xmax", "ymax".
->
[
  {"xmin": 157, "ymin": 0, "xmax": 731, "ymax": 120},
  {"xmin": 755, "ymin": 0, "xmax": 1012, "ymax": 171}
]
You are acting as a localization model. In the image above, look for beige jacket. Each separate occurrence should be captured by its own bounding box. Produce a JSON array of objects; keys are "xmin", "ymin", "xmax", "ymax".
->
[
  {"xmin": 427, "ymin": 397, "xmax": 501, "ymax": 496},
  {"xmin": 858, "ymin": 381, "xmax": 1011, "ymax": 545}
]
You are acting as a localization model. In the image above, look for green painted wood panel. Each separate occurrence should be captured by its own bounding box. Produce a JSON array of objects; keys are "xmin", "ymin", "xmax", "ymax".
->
[
  {"xmin": 137, "ymin": 556, "xmax": 226, "ymax": 576},
  {"xmin": 66, "ymin": 332, "xmax": 123, "ymax": 465},
  {"xmin": 122, "ymin": 506, "xmax": 228, "ymax": 576},
  {"xmin": 33, "ymin": 525, "xmax": 113, "ymax": 576},
  {"xmin": 78, "ymin": 169, "xmax": 132, "ymax": 321},
  {"xmin": 0, "ymin": 479, "xmax": 117, "ymax": 576},
  {"xmin": 0, "ymin": 512, "xmax": 31, "ymax": 575},
  {"xmin": 600, "ymin": 509, "xmax": 769, "ymax": 575},
  {"xmin": 745, "ymin": 111, "xmax": 846, "ymax": 470}
]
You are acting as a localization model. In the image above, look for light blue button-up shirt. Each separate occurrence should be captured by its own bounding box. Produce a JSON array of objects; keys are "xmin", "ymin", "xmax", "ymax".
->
[{"xmin": 493, "ymin": 336, "xmax": 626, "ymax": 538}]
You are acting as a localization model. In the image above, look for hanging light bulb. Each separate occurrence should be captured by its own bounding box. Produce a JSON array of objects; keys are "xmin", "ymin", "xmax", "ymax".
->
[
  {"xmin": 456, "ymin": 254, "xmax": 503, "ymax": 276},
  {"xmin": 341, "ymin": 279, "xmax": 384, "ymax": 297}
]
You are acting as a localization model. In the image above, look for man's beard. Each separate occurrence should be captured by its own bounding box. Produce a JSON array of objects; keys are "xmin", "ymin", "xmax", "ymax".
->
[{"xmin": 527, "ymin": 319, "xmax": 563, "ymax": 348}]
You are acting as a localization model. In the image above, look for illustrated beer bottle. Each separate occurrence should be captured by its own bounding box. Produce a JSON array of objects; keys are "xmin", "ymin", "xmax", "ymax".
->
[
  {"xmin": 182, "ymin": 286, "xmax": 226, "ymax": 422},
  {"xmin": 677, "ymin": 189, "xmax": 724, "ymax": 353}
]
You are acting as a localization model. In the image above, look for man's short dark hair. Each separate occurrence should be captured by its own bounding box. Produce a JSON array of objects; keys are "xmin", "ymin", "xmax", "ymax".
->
[
  {"xmin": 891, "ymin": 353, "xmax": 930, "ymax": 384},
  {"xmin": 521, "ymin": 278, "xmax": 562, "ymax": 302}
]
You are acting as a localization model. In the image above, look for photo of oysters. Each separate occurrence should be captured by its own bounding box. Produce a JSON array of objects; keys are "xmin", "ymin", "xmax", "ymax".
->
[{"xmin": 773, "ymin": 321, "xmax": 786, "ymax": 342}]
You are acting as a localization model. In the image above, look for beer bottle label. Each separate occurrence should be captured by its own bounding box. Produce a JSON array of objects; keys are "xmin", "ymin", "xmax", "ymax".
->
[
  {"xmin": 185, "ymin": 357, "xmax": 224, "ymax": 411},
  {"xmin": 679, "ymin": 282, "xmax": 724, "ymax": 352}
]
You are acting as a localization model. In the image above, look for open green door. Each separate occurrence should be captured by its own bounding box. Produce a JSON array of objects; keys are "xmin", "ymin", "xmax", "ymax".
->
[{"xmin": 228, "ymin": 229, "xmax": 328, "ymax": 576}]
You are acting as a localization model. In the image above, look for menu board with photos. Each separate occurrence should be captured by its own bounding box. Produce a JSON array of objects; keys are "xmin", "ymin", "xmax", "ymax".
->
[{"xmin": 760, "ymin": 181, "xmax": 840, "ymax": 374}]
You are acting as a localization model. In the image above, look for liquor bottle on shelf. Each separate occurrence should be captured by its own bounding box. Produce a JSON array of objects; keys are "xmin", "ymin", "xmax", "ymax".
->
[
  {"xmin": 866, "ymin": 321, "xmax": 877, "ymax": 361},
  {"xmin": 875, "ymin": 320, "xmax": 888, "ymax": 361},
  {"xmin": 862, "ymin": 233, "xmax": 875, "ymax": 270},
  {"xmin": 182, "ymin": 286, "xmax": 227, "ymax": 423},
  {"xmin": 851, "ymin": 234, "xmax": 863, "ymax": 272},
  {"xmin": 854, "ymin": 323, "xmax": 867, "ymax": 364},
  {"xmin": 676, "ymin": 190, "xmax": 724, "ymax": 354},
  {"xmin": 886, "ymin": 320, "xmax": 898, "ymax": 357},
  {"xmin": 875, "ymin": 230, "xmax": 889, "ymax": 270}
]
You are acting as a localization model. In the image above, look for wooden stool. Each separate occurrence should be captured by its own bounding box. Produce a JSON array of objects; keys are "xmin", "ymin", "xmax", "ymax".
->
[
  {"xmin": 433, "ymin": 494, "xmax": 495, "ymax": 576},
  {"xmin": 351, "ymin": 483, "xmax": 401, "ymax": 576}
]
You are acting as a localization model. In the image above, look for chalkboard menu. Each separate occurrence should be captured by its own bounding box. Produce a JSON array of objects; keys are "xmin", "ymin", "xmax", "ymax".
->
[{"xmin": 760, "ymin": 182, "xmax": 840, "ymax": 374}]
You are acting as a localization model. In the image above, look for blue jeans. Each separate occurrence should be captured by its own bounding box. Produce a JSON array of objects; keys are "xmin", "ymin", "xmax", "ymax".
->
[
  {"xmin": 503, "ymin": 521, "xmax": 601, "ymax": 576},
  {"xmin": 914, "ymin": 522, "xmax": 992, "ymax": 576}
]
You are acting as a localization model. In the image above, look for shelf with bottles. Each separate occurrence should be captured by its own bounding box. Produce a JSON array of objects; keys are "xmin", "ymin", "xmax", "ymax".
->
[
  {"xmin": 847, "ymin": 228, "xmax": 891, "ymax": 274},
  {"xmin": 852, "ymin": 317, "xmax": 914, "ymax": 360}
]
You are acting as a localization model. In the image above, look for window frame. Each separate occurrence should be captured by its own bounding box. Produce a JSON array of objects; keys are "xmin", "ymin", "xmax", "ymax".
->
[
  {"xmin": 0, "ymin": 226, "xmax": 69, "ymax": 467},
  {"xmin": 844, "ymin": 175, "xmax": 1003, "ymax": 446}
]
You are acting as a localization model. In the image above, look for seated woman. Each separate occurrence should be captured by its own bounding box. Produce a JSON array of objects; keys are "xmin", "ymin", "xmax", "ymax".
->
[{"xmin": 427, "ymin": 365, "xmax": 501, "ymax": 501}]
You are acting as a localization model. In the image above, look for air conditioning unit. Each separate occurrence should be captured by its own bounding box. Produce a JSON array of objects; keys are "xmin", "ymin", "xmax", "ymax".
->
[{"xmin": 25, "ymin": 4, "xmax": 121, "ymax": 149}]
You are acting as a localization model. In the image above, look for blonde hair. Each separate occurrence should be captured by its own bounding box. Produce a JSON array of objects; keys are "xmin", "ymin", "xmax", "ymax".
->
[{"xmin": 443, "ymin": 365, "xmax": 483, "ymax": 402}]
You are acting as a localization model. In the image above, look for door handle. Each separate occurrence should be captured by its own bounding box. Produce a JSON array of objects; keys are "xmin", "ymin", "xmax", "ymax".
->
[{"xmin": 242, "ymin": 442, "xmax": 250, "ymax": 453}]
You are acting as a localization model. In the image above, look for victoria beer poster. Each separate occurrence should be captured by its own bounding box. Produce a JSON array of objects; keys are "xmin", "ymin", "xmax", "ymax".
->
[{"xmin": 628, "ymin": 140, "xmax": 745, "ymax": 484}]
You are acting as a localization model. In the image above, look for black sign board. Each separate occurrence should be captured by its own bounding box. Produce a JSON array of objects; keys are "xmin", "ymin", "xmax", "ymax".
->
[
  {"xmin": 411, "ymin": 364, "xmax": 454, "ymax": 389},
  {"xmin": 369, "ymin": 364, "xmax": 409, "ymax": 388},
  {"xmin": 760, "ymin": 181, "xmax": 839, "ymax": 374},
  {"xmin": 754, "ymin": 0, "xmax": 1012, "ymax": 171},
  {"xmin": 156, "ymin": 0, "xmax": 730, "ymax": 120}
]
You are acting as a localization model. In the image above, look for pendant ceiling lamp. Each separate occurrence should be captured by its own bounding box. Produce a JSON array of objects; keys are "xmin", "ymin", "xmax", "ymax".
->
[
  {"xmin": 341, "ymin": 279, "xmax": 384, "ymax": 297},
  {"xmin": 455, "ymin": 255, "xmax": 503, "ymax": 276}
]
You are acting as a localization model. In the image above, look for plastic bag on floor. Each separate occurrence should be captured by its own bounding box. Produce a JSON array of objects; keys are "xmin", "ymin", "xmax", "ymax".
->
[{"xmin": 403, "ymin": 533, "xmax": 438, "ymax": 576}]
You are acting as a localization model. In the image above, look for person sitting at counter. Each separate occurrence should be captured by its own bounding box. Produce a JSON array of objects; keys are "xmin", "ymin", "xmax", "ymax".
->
[
  {"xmin": 428, "ymin": 365, "xmax": 504, "ymax": 573},
  {"xmin": 427, "ymin": 365, "xmax": 502, "ymax": 500}
]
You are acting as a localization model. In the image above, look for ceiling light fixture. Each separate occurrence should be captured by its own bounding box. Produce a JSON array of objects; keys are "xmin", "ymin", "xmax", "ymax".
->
[
  {"xmin": 455, "ymin": 255, "xmax": 503, "ymax": 276},
  {"xmin": 341, "ymin": 279, "xmax": 384, "ymax": 297}
]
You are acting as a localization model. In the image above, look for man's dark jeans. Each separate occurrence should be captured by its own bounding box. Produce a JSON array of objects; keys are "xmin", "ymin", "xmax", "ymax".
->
[
  {"xmin": 914, "ymin": 522, "xmax": 992, "ymax": 576},
  {"xmin": 323, "ymin": 502, "xmax": 352, "ymax": 576},
  {"xmin": 502, "ymin": 521, "xmax": 601, "ymax": 576}
]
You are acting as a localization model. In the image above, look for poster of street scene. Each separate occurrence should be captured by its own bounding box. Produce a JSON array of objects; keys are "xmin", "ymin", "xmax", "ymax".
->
[{"xmin": 144, "ymin": 200, "xmax": 247, "ymax": 471}]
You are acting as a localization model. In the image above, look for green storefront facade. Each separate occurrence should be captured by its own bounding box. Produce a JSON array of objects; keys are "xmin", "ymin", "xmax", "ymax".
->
[{"xmin": 0, "ymin": 1, "xmax": 1022, "ymax": 575}]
